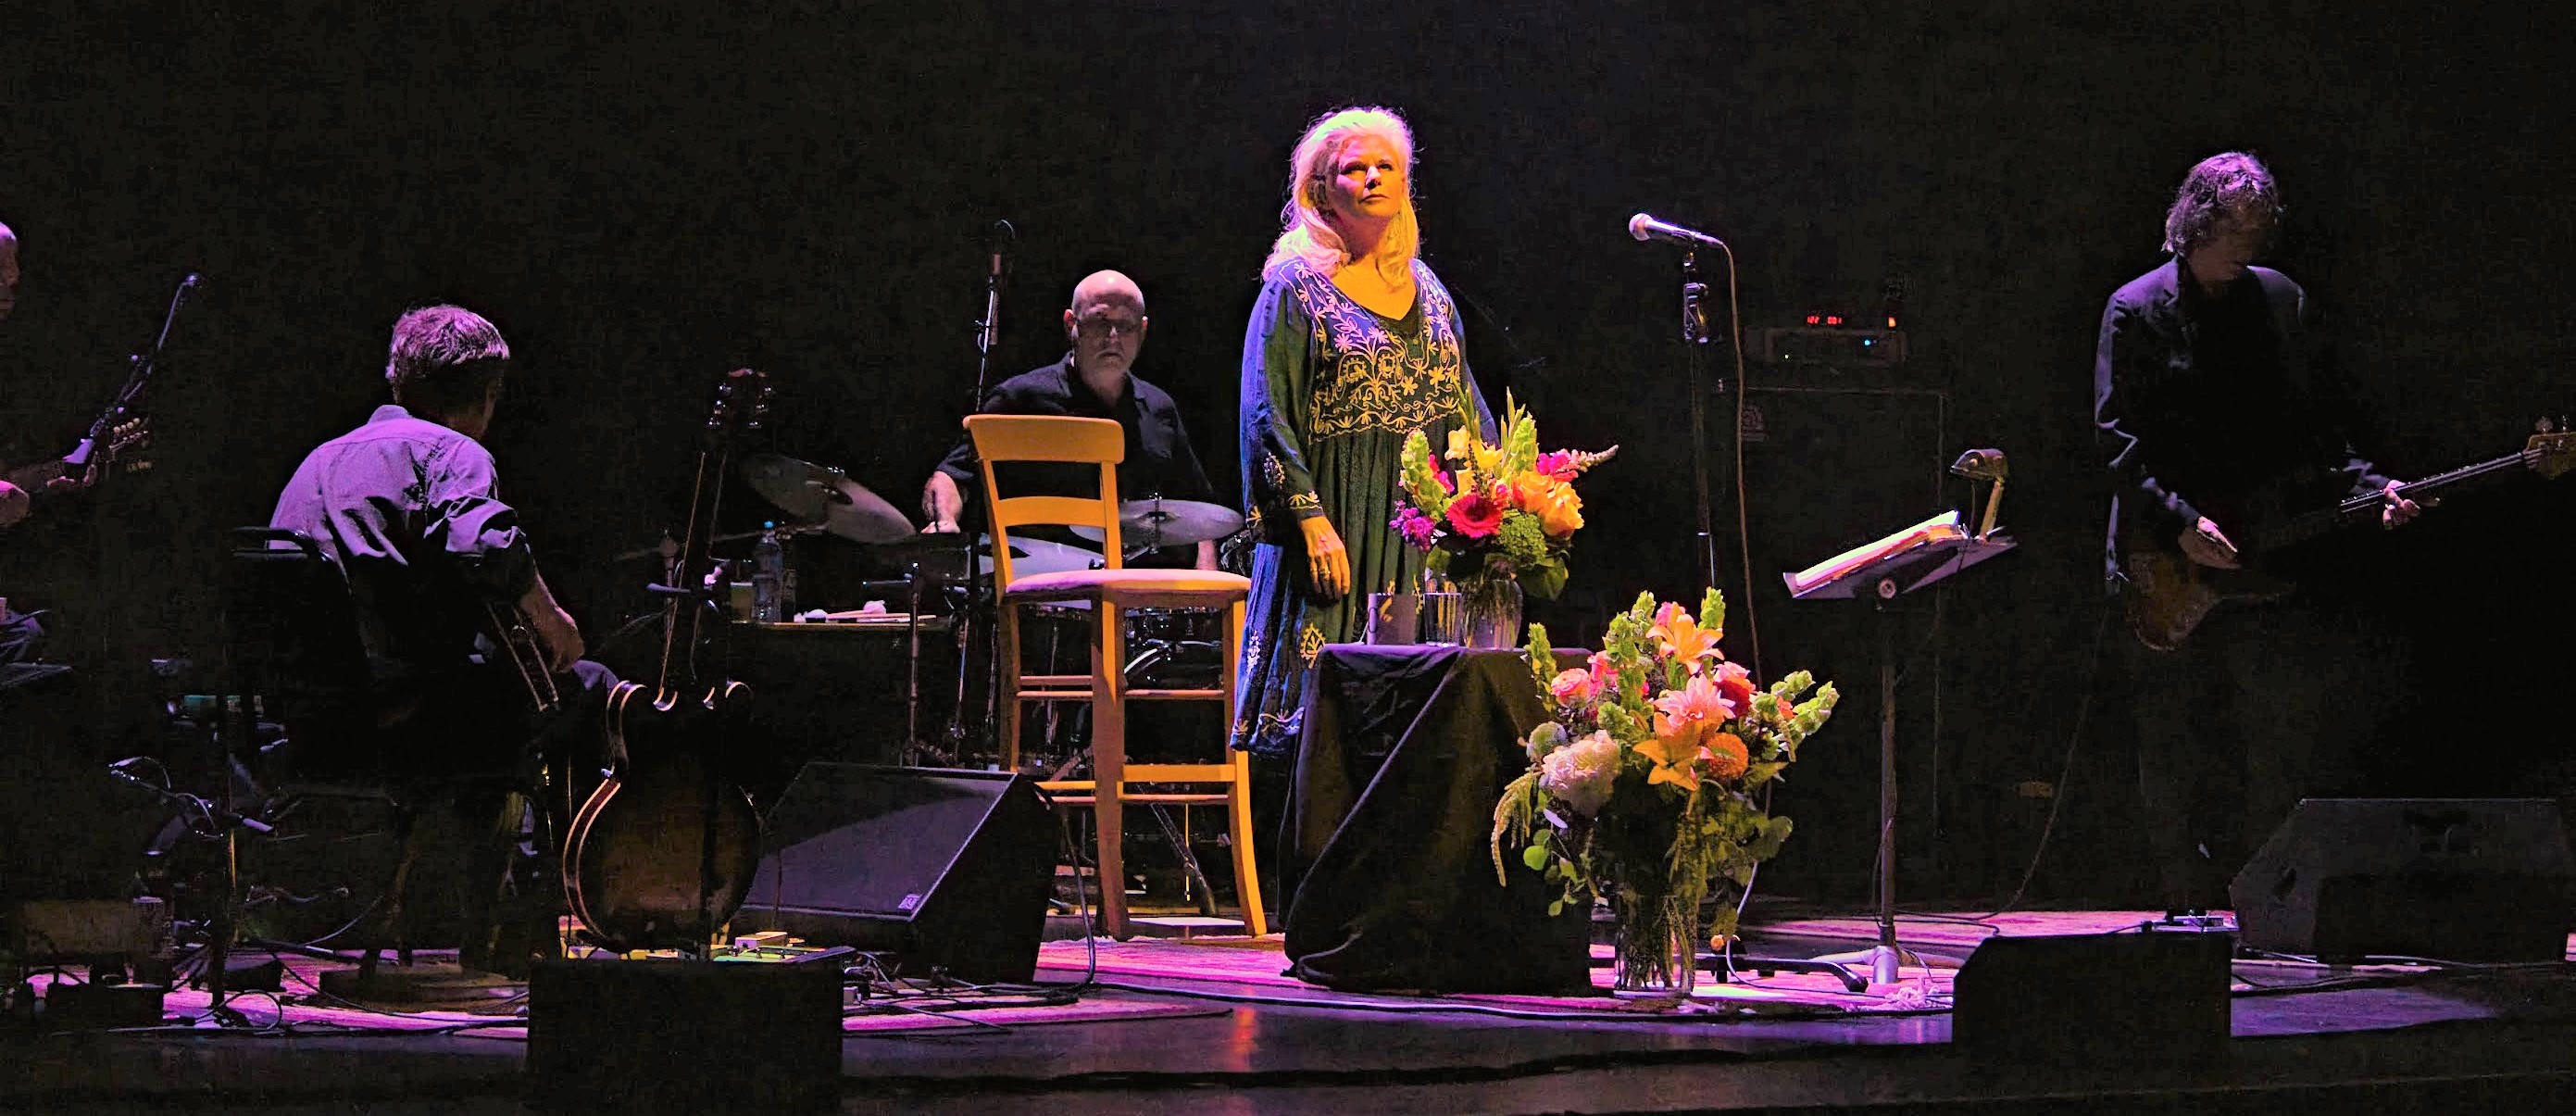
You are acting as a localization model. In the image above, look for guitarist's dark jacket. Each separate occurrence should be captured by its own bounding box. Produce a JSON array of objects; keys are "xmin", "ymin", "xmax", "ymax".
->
[{"xmin": 2093, "ymin": 259, "xmax": 2394, "ymax": 584}]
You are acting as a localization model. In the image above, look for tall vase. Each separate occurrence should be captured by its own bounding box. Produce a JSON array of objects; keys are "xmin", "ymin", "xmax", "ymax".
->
[
  {"xmin": 1460, "ymin": 577, "xmax": 1524, "ymax": 650},
  {"xmin": 1611, "ymin": 894, "xmax": 1698, "ymax": 998}
]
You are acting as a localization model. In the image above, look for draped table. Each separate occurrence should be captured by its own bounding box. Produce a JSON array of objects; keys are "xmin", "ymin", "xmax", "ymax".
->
[{"xmin": 1279, "ymin": 644, "xmax": 1593, "ymax": 993}]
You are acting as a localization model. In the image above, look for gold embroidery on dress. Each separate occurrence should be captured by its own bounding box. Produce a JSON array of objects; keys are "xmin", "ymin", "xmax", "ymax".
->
[
  {"xmin": 1297, "ymin": 623, "xmax": 1326, "ymax": 663},
  {"xmin": 1287, "ymin": 492, "xmax": 1320, "ymax": 512},
  {"xmin": 1290, "ymin": 265, "xmax": 1467, "ymax": 442}
]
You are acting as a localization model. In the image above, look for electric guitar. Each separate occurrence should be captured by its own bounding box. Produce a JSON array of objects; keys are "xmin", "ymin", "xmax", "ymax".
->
[{"xmin": 2123, "ymin": 422, "xmax": 2576, "ymax": 650}]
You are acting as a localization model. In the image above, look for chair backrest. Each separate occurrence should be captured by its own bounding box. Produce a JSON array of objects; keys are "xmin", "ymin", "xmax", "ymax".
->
[
  {"xmin": 223, "ymin": 527, "xmax": 372, "ymax": 726},
  {"xmin": 965, "ymin": 414, "xmax": 1123, "ymax": 587}
]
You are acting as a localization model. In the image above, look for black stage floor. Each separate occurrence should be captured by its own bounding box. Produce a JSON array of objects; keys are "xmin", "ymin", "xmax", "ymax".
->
[{"xmin": 7, "ymin": 907, "xmax": 2575, "ymax": 1115}]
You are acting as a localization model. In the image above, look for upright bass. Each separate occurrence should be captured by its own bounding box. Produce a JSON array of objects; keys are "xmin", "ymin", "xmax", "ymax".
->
[{"xmin": 563, "ymin": 369, "xmax": 769, "ymax": 952}]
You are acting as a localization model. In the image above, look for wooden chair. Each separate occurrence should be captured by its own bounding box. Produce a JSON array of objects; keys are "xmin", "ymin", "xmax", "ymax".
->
[{"xmin": 967, "ymin": 414, "xmax": 1266, "ymax": 940}]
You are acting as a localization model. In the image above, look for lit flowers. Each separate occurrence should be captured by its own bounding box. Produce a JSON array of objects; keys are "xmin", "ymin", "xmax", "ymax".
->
[
  {"xmin": 1394, "ymin": 388, "xmax": 1614, "ymax": 601},
  {"xmin": 1444, "ymin": 486, "xmax": 1507, "ymax": 539},
  {"xmin": 1493, "ymin": 589, "xmax": 1840, "ymax": 945},
  {"xmin": 1649, "ymin": 601, "xmax": 1721, "ymax": 671},
  {"xmin": 1537, "ymin": 730, "xmax": 1619, "ymax": 817},
  {"xmin": 1390, "ymin": 505, "xmax": 1442, "ymax": 549},
  {"xmin": 1548, "ymin": 667, "xmax": 1600, "ymax": 708},
  {"xmin": 1653, "ymin": 671, "xmax": 1739, "ymax": 741},
  {"xmin": 1509, "ymin": 471, "xmax": 1584, "ymax": 536}
]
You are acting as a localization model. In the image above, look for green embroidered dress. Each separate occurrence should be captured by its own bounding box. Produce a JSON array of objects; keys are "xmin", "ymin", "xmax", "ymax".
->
[{"xmin": 1232, "ymin": 257, "xmax": 1489, "ymax": 758}]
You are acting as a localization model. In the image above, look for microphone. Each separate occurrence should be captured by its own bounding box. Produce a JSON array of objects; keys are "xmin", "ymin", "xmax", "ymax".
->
[
  {"xmin": 985, "ymin": 219, "xmax": 1015, "ymax": 282},
  {"xmin": 1628, "ymin": 213, "xmax": 1727, "ymax": 250},
  {"xmin": 181, "ymin": 272, "xmax": 203, "ymax": 288},
  {"xmin": 978, "ymin": 220, "xmax": 1012, "ymax": 357}
]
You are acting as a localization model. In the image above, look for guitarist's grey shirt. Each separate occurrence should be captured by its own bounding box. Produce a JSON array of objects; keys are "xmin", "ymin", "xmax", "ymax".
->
[
  {"xmin": 269, "ymin": 404, "xmax": 538, "ymax": 687},
  {"xmin": 2093, "ymin": 257, "xmax": 2393, "ymax": 586}
]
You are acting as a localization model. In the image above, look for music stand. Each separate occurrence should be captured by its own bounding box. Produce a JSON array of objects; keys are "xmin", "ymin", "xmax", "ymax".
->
[{"xmin": 1785, "ymin": 509, "xmax": 2015, "ymax": 984}]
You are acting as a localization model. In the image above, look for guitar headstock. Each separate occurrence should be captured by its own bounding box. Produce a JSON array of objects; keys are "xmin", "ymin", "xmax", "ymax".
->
[
  {"xmin": 703, "ymin": 369, "xmax": 770, "ymax": 448},
  {"xmin": 2528, "ymin": 418, "xmax": 2575, "ymax": 481},
  {"xmin": 105, "ymin": 417, "xmax": 153, "ymax": 478}
]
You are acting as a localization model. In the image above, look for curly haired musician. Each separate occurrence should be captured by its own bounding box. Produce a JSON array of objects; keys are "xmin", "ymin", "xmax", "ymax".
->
[{"xmin": 2095, "ymin": 153, "xmax": 2418, "ymax": 917}]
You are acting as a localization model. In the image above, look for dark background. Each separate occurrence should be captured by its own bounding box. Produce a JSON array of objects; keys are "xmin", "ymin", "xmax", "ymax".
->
[{"xmin": 6, "ymin": 0, "xmax": 2570, "ymax": 906}]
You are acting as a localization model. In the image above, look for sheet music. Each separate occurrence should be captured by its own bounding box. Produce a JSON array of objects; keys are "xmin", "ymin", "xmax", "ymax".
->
[{"xmin": 1787, "ymin": 510, "xmax": 1967, "ymax": 596}]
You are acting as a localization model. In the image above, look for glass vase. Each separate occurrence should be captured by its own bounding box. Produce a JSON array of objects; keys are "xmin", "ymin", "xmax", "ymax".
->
[
  {"xmin": 1611, "ymin": 896, "xmax": 1699, "ymax": 998},
  {"xmin": 1460, "ymin": 577, "xmax": 1525, "ymax": 650}
]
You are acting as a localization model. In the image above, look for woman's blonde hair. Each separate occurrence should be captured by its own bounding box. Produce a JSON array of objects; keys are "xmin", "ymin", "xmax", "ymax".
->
[{"xmin": 1262, "ymin": 106, "xmax": 1419, "ymax": 282}]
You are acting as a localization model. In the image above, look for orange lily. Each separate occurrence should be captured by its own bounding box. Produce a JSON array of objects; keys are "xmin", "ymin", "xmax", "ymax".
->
[
  {"xmin": 1633, "ymin": 730, "xmax": 1707, "ymax": 791},
  {"xmin": 1649, "ymin": 602, "xmax": 1723, "ymax": 672}
]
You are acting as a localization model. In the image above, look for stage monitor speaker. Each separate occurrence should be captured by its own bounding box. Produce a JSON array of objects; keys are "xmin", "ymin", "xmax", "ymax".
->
[
  {"xmin": 527, "ymin": 959, "xmax": 841, "ymax": 1115},
  {"xmin": 741, "ymin": 763, "xmax": 1056, "ymax": 983},
  {"xmin": 1952, "ymin": 932, "xmax": 2233, "ymax": 1062},
  {"xmin": 2229, "ymin": 797, "xmax": 2576, "ymax": 963}
]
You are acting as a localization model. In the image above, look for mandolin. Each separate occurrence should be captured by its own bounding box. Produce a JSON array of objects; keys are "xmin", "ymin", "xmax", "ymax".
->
[
  {"xmin": 2123, "ymin": 422, "xmax": 2575, "ymax": 650},
  {"xmin": 3, "ymin": 416, "xmax": 153, "ymax": 523},
  {"xmin": 562, "ymin": 369, "xmax": 769, "ymax": 953}
]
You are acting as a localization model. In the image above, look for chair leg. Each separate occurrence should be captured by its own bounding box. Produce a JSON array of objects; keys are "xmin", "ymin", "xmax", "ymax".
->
[
  {"xmin": 1091, "ymin": 603, "xmax": 1128, "ymax": 940},
  {"xmin": 364, "ymin": 805, "xmax": 426, "ymax": 979},
  {"xmin": 1219, "ymin": 599, "xmax": 1267, "ymax": 937},
  {"xmin": 999, "ymin": 604, "xmax": 1023, "ymax": 772}
]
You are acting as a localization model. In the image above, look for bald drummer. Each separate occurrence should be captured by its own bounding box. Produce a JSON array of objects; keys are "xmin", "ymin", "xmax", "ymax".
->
[{"xmin": 923, "ymin": 270, "xmax": 1219, "ymax": 570}]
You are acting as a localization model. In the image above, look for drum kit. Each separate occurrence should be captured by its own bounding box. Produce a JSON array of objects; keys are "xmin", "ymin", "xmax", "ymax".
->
[{"xmin": 646, "ymin": 451, "xmax": 1246, "ymax": 765}]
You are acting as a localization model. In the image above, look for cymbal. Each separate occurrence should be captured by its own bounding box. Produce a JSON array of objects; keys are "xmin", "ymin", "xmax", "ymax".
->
[
  {"xmin": 1067, "ymin": 498, "xmax": 1244, "ymax": 549},
  {"xmin": 861, "ymin": 532, "xmax": 1105, "ymax": 579},
  {"xmin": 611, "ymin": 523, "xmax": 827, "ymax": 562},
  {"xmin": 740, "ymin": 454, "xmax": 915, "ymax": 544}
]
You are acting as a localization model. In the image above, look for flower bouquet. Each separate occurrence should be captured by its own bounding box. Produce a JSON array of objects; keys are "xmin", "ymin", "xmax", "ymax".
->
[
  {"xmin": 1493, "ymin": 590, "xmax": 1837, "ymax": 997},
  {"xmin": 1393, "ymin": 388, "xmax": 1612, "ymax": 644}
]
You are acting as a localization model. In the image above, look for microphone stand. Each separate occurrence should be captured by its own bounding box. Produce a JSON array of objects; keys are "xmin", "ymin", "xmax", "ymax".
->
[
  {"xmin": 69, "ymin": 273, "xmax": 197, "ymax": 477},
  {"xmin": 964, "ymin": 220, "xmax": 1012, "ymax": 766},
  {"xmin": 1680, "ymin": 254, "xmax": 1720, "ymax": 592}
]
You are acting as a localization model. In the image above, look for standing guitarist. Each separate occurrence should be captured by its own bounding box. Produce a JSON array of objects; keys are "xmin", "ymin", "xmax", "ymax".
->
[
  {"xmin": 2094, "ymin": 152, "xmax": 2420, "ymax": 917},
  {"xmin": 269, "ymin": 304, "xmax": 612, "ymax": 972}
]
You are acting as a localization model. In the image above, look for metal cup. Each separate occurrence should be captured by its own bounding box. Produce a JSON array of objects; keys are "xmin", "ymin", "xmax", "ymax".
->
[
  {"xmin": 1418, "ymin": 592, "xmax": 1465, "ymax": 646},
  {"xmin": 1363, "ymin": 592, "xmax": 1419, "ymax": 645}
]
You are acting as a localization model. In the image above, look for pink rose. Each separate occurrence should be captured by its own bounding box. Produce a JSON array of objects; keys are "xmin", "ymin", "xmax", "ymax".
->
[{"xmin": 1549, "ymin": 668, "xmax": 1599, "ymax": 707}]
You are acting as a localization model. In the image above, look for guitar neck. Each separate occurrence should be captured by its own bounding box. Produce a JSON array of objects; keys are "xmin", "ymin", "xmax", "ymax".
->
[
  {"xmin": 2254, "ymin": 448, "xmax": 2533, "ymax": 552},
  {"xmin": 3, "ymin": 459, "xmax": 61, "ymax": 492}
]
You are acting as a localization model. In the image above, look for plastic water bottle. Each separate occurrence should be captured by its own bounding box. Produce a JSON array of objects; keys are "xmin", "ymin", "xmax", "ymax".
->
[{"xmin": 751, "ymin": 528, "xmax": 785, "ymax": 622}]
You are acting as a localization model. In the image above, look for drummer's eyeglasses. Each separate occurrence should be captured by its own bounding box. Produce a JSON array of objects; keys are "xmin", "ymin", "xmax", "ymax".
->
[{"xmin": 1075, "ymin": 313, "xmax": 1144, "ymax": 337}]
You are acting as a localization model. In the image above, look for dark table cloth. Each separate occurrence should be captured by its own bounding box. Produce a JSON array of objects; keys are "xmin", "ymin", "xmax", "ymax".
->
[{"xmin": 1281, "ymin": 644, "xmax": 1592, "ymax": 993}]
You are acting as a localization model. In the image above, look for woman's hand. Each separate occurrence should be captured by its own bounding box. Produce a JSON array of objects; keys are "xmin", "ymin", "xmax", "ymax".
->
[{"xmin": 1299, "ymin": 515, "xmax": 1350, "ymax": 601}]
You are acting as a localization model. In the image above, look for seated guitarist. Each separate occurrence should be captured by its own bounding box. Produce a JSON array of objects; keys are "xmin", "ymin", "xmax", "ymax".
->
[
  {"xmin": 2094, "ymin": 152, "xmax": 2419, "ymax": 918},
  {"xmin": 268, "ymin": 304, "xmax": 613, "ymax": 972}
]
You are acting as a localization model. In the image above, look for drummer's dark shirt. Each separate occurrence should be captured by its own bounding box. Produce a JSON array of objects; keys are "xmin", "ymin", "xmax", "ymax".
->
[{"xmin": 938, "ymin": 355, "xmax": 1217, "ymax": 555}]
